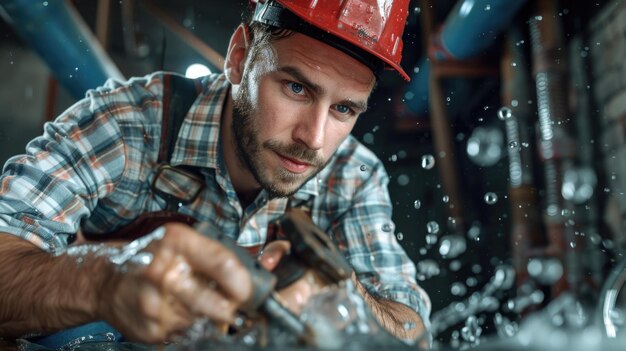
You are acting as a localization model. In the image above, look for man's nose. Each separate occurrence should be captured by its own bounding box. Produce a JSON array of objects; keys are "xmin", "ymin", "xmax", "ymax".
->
[{"xmin": 292, "ymin": 105, "xmax": 327, "ymax": 151}]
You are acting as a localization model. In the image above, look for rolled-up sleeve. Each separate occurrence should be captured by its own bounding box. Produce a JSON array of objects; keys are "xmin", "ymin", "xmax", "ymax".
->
[
  {"xmin": 0, "ymin": 72, "xmax": 174, "ymax": 254},
  {"xmin": 324, "ymin": 139, "xmax": 431, "ymax": 331},
  {"xmin": 0, "ymin": 95, "xmax": 128, "ymax": 254}
]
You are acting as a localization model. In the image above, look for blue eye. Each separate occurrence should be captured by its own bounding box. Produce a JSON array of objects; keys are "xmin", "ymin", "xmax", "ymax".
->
[
  {"xmin": 288, "ymin": 82, "xmax": 304, "ymax": 95},
  {"xmin": 336, "ymin": 104, "xmax": 351, "ymax": 114}
]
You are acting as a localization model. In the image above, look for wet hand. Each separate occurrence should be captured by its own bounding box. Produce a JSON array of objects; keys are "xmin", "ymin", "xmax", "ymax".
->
[
  {"xmin": 98, "ymin": 223, "xmax": 252, "ymax": 343},
  {"xmin": 258, "ymin": 241, "xmax": 326, "ymax": 315}
]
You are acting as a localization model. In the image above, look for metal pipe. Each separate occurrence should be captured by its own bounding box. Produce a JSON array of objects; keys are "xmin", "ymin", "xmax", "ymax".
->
[
  {"xmin": 95, "ymin": 0, "xmax": 112, "ymax": 50},
  {"xmin": 500, "ymin": 27, "xmax": 546, "ymax": 292},
  {"xmin": 0, "ymin": 0, "xmax": 125, "ymax": 100},
  {"xmin": 529, "ymin": 0, "xmax": 578, "ymax": 297},
  {"xmin": 435, "ymin": 0, "xmax": 528, "ymax": 60},
  {"xmin": 405, "ymin": 0, "xmax": 528, "ymax": 114},
  {"xmin": 420, "ymin": 0, "xmax": 466, "ymax": 234}
]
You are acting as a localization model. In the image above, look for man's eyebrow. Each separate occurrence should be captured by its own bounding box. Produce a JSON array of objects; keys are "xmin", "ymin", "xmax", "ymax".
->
[
  {"xmin": 339, "ymin": 99, "xmax": 368, "ymax": 113},
  {"xmin": 278, "ymin": 66, "xmax": 324, "ymax": 95},
  {"xmin": 278, "ymin": 65, "xmax": 369, "ymax": 112}
]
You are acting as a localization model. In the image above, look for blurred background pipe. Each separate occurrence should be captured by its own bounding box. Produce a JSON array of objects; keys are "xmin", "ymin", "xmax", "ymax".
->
[
  {"xmin": 404, "ymin": 0, "xmax": 527, "ymax": 115},
  {"xmin": 0, "ymin": 0, "xmax": 125, "ymax": 100},
  {"xmin": 529, "ymin": 0, "xmax": 578, "ymax": 298},
  {"xmin": 500, "ymin": 27, "xmax": 545, "ymax": 294}
]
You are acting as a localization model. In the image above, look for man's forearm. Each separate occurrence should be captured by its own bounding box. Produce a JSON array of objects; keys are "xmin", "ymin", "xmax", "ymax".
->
[
  {"xmin": 352, "ymin": 277, "xmax": 426, "ymax": 342},
  {"xmin": 0, "ymin": 233, "xmax": 115, "ymax": 338}
]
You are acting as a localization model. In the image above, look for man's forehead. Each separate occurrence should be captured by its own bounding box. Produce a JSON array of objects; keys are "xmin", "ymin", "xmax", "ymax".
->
[{"xmin": 269, "ymin": 32, "xmax": 377, "ymax": 89}]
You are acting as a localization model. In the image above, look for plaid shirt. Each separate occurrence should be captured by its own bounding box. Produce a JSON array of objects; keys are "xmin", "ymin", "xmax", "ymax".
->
[{"xmin": 0, "ymin": 72, "xmax": 430, "ymax": 323}]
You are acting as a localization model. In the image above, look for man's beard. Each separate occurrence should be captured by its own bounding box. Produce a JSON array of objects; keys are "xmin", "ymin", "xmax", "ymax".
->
[{"xmin": 231, "ymin": 82, "xmax": 328, "ymax": 198}]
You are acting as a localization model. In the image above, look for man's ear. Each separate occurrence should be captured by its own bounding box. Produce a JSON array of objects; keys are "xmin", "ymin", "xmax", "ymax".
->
[{"xmin": 224, "ymin": 24, "xmax": 251, "ymax": 85}]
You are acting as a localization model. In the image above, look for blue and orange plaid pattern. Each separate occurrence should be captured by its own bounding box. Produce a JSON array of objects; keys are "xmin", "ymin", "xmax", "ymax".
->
[{"xmin": 0, "ymin": 72, "xmax": 430, "ymax": 325}]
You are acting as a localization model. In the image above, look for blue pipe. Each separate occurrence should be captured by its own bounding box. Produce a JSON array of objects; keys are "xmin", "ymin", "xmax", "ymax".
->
[
  {"xmin": 0, "ymin": 0, "xmax": 124, "ymax": 100},
  {"xmin": 405, "ymin": 0, "xmax": 527, "ymax": 115}
]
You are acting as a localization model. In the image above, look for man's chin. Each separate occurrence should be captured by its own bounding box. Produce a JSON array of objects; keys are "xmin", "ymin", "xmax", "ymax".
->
[
  {"xmin": 262, "ymin": 175, "xmax": 310, "ymax": 198},
  {"xmin": 264, "ymin": 182, "xmax": 303, "ymax": 199}
]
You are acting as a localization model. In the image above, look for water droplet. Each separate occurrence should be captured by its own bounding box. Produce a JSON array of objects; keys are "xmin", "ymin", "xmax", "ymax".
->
[
  {"xmin": 439, "ymin": 235, "xmax": 467, "ymax": 258},
  {"xmin": 443, "ymin": 195, "xmax": 449, "ymax": 203},
  {"xmin": 466, "ymin": 276, "xmax": 478, "ymax": 287},
  {"xmin": 484, "ymin": 4, "xmax": 491, "ymax": 10},
  {"xmin": 466, "ymin": 127, "xmax": 504, "ymax": 167},
  {"xmin": 509, "ymin": 141, "xmax": 519, "ymax": 149},
  {"xmin": 360, "ymin": 164, "xmax": 368, "ymax": 171},
  {"xmin": 242, "ymin": 334, "xmax": 256, "ymax": 345},
  {"xmin": 472, "ymin": 264, "xmax": 482, "ymax": 274},
  {"xmin": 389, "ymin": 154, "xmax": 398, "ymax": 162},
  {"xmin": 421, "ymin": 154, "xmax": 435, "ymax": 169},
  {"xmin": 397, "ymin": 174, "xmax": 410, "ymax": 186},
  {"xmin": 468, "ymin": 223, "xmax": 481, "ymax": 240},
  {"xmin": 484, "ymin": 192, "xmax": 498, "ymax": 205},
  {"xmin": 426, "ymin": 234, "xmax": 438, "ymax": 245},
  {"xmin": 426, "ymin": 221, "xmax": 440, "ymax": 234},
  {"xmin": 418, "ymin": 259, "xmax": 440, "ymax": 278},
  {"xmin": 396, "ymin": 232, "xmax": 404, "ymax": 241},
  {"xmin": 381, "ymin": 223, "xmax": 392, "ymax": 232},
  {"xmin": 43, "ymin": 1, "xmax": 48, "ymax": 6},
  {"xmin": 447, "ymin": 217, "xmax": 457, "ymax": 229},
  {"xmin": 362, "ymin": 132, "xmax": 374, "ymax": 144},
  {"xmin": 451, "ymin": 282, "xmax": 467, "ymax": 296},
  {"xmin": 403, "ymin": 321, "xmax": 417, "ymax": 330},
  {"xmin": 527, "ymin": 257, "xmax": 563, "ymax": 284},
  {"xmin": 561, "ymin": 167, "xmax": 597, "ymax": 204},
  {"xmin": 413, "ymin": 200, "xmax": 421, "ymax": 209},
  {"xmin": 497, "ymin": 107, "xmax": 512, "ymax": 120}
]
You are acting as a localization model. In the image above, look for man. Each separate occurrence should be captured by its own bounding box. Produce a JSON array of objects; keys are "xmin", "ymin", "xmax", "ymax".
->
[{"xmin": 0, "ymin": 0, "xmax": 430, "ymax": 346}]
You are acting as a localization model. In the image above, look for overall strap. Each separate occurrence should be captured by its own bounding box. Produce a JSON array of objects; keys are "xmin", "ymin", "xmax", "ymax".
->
[
  {"xmin": 158, "ymin": 74, "xmax": 201, "ymax": 163},
  {"xmin": 81, "ymin": 74, "xmax": 201, "ymax": 242}
]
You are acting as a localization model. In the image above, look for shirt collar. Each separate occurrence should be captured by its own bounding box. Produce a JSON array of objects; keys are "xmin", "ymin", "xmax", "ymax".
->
[{"xmin": 170, "ymin": 73, "xmax": 229, "ymax": 170}]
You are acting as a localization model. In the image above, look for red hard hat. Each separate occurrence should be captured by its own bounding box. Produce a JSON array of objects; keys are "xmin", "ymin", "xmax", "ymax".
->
[{"xmin": 251, "ymin": 0, "xmax": 411, "ymax": 81}]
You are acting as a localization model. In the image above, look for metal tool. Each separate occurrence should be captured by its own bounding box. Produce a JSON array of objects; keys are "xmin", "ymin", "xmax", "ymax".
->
[
  {"xmin": 275, "ymin": 208, "xmax": 353, "ymax": 286},
  {"xmin": 193, "ymin": 221, "xmax": 313, "ymax": 342},
  {"xmin": 194, "ymin": 208, "xmax": 353, "ymax": 344}
]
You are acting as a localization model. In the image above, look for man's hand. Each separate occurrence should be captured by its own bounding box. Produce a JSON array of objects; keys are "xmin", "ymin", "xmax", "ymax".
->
[
  {"xmin": 258, "ymin": 241, "xmax": 325, "ymax": 314},
  {"xmin": 259, "ymin": 240, "xmax": 427, "ymax": 345},
  {"xmin": 97, "ymin": 223, "xmax": 253, "ymax": 343}
]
